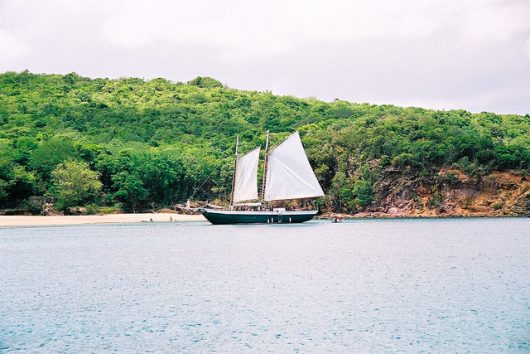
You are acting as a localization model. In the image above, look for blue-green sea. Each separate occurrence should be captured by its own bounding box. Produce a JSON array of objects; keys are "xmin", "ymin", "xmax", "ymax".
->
[{"xmin": 1, "ymin": 218, "xmax": 529, "ymax": 353}]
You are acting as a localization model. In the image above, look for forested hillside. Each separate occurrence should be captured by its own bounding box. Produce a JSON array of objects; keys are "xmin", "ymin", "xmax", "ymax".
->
[{"xmin": 1, "ymin": 71, "xmax": 529, "ymax": 215}]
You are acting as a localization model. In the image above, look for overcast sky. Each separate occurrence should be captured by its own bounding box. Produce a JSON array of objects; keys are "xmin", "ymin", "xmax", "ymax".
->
[{"xmin": 1, "ymin": 0, "xmax": 529, "ymax": 114}]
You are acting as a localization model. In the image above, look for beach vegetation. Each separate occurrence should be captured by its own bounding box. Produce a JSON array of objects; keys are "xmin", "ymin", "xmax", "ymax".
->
[
  {"xmin": 51, "ymin": 160, "xmax": 102, "ymax": 210},
  {"xmin": 0, "ymin": 71, "xmax": 529, "ymax": 213}
]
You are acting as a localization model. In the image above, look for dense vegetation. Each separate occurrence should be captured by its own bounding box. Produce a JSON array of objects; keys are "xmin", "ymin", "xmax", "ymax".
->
[{"xmin": 0, "ymin": 71, "xmax": 529, "ymax": 214}]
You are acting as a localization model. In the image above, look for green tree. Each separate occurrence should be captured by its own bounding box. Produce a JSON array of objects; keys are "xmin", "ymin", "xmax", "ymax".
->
[
  {"xmin": 0, "ymin": 139, "xmax": 14, "ymax": 204},
  {"xmin": 51, "ymin": 160, "xmax": 102, "ymax": 210},
  {"xmin": 187, "ymin": 76, "xmax": 223, "ymax": 88},
  {"xmin": 352, "ymin": 178, "xmax": 373, "ymax": 207},
  {"xmin": 8, "ymin": 165, "xmax": 36, "ymax": 203},
  {"xmin": 0, "ymin": 179, "xmax": 8, "ymax": 202},
  {"xmin": 29, "ymin": 136, "xmax": 79, "ymax": 175},
  {"xmin": 1, "ymin": 71, "xmax": 529, "ymax": 213},
  {"xmin": 112, "ymin": 172, "xmax": 148, "ymax": 212},
  {"xmin": 0, "ymin": 140, "xmax": 34, "ymax": 206}
]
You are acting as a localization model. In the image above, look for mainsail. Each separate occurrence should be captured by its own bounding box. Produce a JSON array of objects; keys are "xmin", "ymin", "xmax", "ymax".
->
[
  {"xmin": 264, "ymin": 132, "xmax": 324, "ymax": 201},
  {"xmin": 232, "ymin": 147, "xmax": 260, "ymax": 203}
]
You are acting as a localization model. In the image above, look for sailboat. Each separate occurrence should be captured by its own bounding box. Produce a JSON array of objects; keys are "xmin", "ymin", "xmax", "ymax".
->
[{"xmin": 202, "ymin": 131, "xmax": 325, "ymax": 224}]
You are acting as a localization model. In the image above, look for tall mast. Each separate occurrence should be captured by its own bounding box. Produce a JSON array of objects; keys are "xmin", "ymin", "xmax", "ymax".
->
[
  {"xmin": 230, "ymin": 135, "xmax": 239, "ymax": 207},
  {"xmin": 260, "ymin": 130, "xmax": 270, "ymax": 203}
]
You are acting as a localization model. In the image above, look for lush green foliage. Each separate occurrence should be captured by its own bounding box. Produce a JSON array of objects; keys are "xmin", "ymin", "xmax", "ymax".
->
[
  {"xmin": 51, "ymin": 160, "xmax": 102, "ymax": 209},
  {"xmin": 0, "ymin": 71, "xmax": 529, "ymax": 212}
]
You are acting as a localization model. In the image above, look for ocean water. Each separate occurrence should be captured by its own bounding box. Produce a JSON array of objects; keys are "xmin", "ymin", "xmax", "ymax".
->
[{"xmin": 0, "ymin": 218, "xmax": 529, "ymax": 353}]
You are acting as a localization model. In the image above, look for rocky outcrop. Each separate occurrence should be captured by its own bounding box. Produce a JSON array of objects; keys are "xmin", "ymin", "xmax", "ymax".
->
[
  {"xmin": 357, "ymin": 168, "xmax": 529, "ymax": 217},
  {"xmin": 512, "ymin": 190, "xmax": 530, "ymax": 216}
]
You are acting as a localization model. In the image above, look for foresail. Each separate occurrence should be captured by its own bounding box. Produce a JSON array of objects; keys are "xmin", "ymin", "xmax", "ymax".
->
[
  {"xmin": 233, "ymin": 147, "xmax": 260, "ymax": 203},
  {"xmin": 264, "ymin": 132, "xmax": 324, "ymax": 201}
]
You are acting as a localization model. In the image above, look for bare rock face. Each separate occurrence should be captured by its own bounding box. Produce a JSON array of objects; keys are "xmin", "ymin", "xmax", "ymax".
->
[
  {"xmin": 360, "ymin": 168, "xmax": 530, "ymax": 217},
  {"xmin": 387, "ymin": 207, "xmax": 399, "ymax": 215},
  {"xmin": 42, "ymin": 202, "xmax": 62, "ymax": 216},
  {"xmin": 511, "ymin": 191, "xmax": 530, "ymax": 216}
]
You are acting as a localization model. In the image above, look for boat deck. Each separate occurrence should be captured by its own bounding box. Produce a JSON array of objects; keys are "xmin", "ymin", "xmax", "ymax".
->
[{"xmin": 202, "ymin": 208, "xmax": 318, "ymax": 224}]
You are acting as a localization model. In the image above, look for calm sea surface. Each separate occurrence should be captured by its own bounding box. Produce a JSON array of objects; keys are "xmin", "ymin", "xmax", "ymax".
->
[{"xmin": 1, "ymin": 218, "xmax": 529, "ymax": 353}]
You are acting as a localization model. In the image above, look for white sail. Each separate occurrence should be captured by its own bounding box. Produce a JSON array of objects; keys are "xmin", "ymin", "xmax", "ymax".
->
[
  {"xmin": 264, "ymin": 132, "xmax": 324, "ymax": 201},
  {"xmin": 233, "ymin": 147, "xmax": 260, "ymax": 203}
]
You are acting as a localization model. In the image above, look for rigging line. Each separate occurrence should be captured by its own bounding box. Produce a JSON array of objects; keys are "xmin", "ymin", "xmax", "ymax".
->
[
  {"xmin": 189, "ymin": 169, "xmax": 216, "ymax": 200},
  {"xmin": 261, "ymin": 130, "xmax": 270, "ymax": 203},
  {"xmin": 230, "ymin": 135, "xmax": 240, "ymax": 207}
]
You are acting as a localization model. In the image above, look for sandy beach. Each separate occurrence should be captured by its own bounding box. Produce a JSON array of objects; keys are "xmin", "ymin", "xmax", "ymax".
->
[{"xmin": 0, "ymin": 213, "xmax": 206, "ymax": 228}]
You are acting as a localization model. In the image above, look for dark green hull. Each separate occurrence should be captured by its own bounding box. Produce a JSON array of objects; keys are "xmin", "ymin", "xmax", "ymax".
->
[{"xmin": 202, "ymin": 208, "xmax": 318, "ymax": 225}]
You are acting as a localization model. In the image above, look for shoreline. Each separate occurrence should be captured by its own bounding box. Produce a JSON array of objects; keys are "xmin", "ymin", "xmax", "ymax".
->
[
  {"xmin": 319, "ymin": 212, "xmax": 528, "ymax": 219},
  {"xmin": 0, "ymin": 213, "xmax": 206, "ymax": 228},
  {"xmin": 1, "ymin": 212, "xmax": 526, "ymax": 228}
]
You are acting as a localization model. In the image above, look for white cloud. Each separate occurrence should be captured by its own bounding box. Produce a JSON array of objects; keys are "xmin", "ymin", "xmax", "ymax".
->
[
  {"xmin": 100, "ymin": 0, "xmax": 450, "ymax": 56},
  {"xmin": 0, "ymin": 0, "xmax": 528, "ymax": 114},
  {"xmin": 0, "ymin": 28, "xmax": 29, "ymax": 65},
  {"xmin": 525, "ymin": 37, "xmax": 530, "ymax": 59},
  {"xmin": 459, "ymin": 0, "xmax": 530, "ymax": 45}
]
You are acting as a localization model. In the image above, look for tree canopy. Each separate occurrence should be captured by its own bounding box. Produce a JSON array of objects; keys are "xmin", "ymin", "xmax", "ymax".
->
[
  {"xmin": 51, "ymin": 160, "xmax": 102, "ymax": 210},
  {"xmin": 0, "ymin": 71, "xmax": 528, "ymax": 213}
]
